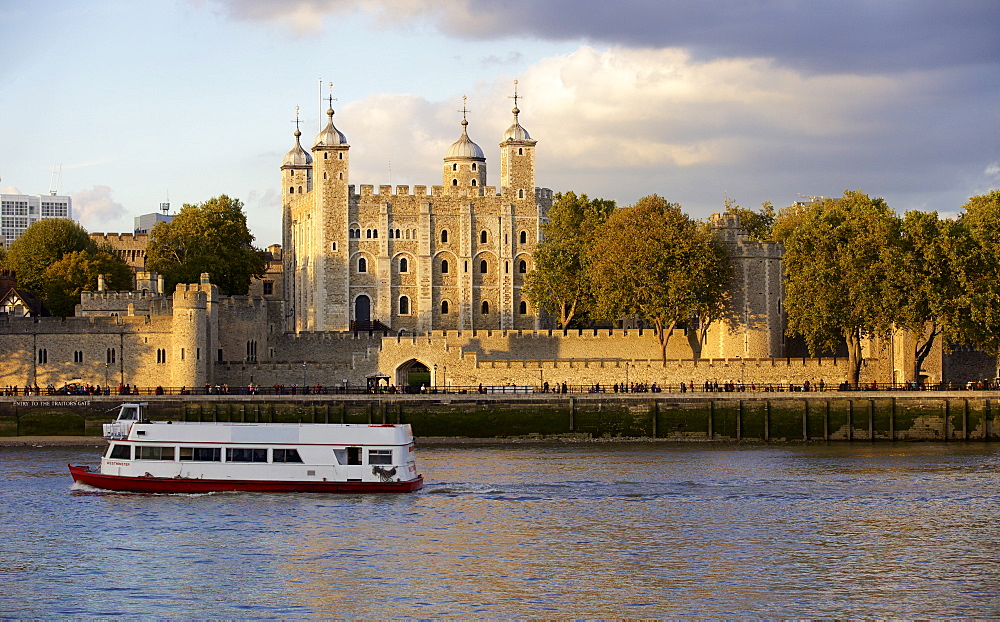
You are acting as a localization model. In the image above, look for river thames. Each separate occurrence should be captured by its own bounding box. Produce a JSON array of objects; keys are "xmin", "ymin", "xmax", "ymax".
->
[{"xmin": 2, "ymin": 442, "xmax": 999, "ymax": 617}]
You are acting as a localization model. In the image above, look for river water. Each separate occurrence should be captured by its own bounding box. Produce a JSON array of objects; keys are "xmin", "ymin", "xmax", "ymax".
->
[{"xmin": 2, "ymin": 442, "xmax": 999, "ymax": 618}]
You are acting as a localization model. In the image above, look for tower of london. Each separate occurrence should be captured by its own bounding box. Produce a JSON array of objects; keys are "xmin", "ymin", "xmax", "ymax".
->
[
  {"xmin": 281, "ymin": 88, "xmax": 552, "ymax": 334},
  {"xmin": 0, "ymin": 85, "xmax": 959, "ymax": 391}
]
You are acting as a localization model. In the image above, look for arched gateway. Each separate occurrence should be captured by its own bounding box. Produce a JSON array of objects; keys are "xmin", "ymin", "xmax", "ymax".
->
[{"xmin": 396, "ymin": 359, "xmax": 431, "ymax": 392}]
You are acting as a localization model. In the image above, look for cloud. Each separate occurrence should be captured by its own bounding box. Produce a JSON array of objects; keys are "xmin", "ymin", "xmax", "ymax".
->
[
  {"xmin": 316, "ymin": 44, "xmax": 996, "ymax": 216},
  {"xmin": 208, "ymin": 0, "xmax": 1000, "ymax": 73},
  {"xmin": 72, "ymin": 186, "xmax": 128, "ymax": 232},
  {"xmin": 201, "ymin": 0, "xmax": 436, "ymax": 35}
]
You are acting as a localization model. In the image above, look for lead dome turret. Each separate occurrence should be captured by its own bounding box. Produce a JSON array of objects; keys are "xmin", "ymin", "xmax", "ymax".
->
[
  {"xmin": 502, "ymin": 106, "xmax": 531, "ymax": 142},
  {"xmin": 283, "ymin": 129, "xmax": 313, "ymax": 166},
  {"xmin": 445, "ymin": 118, "xmax": 485, "ymax": 161},
  {"xmin": 314, "ymin": 107, "xmax": 347, "ymax": 147}
]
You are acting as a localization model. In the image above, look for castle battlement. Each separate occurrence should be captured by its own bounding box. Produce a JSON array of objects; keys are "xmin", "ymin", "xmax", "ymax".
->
[
  {"xmin": 90, "ymin": 232, "xmax": 148, "ymax": 241},
  {"xmin": 352, "ymin": 184, "xmax": 502, "ymax": 199},
  {"xmin": 81, "ymin": 290, "xmax": 161, "ymax": 302},
  {"xmin": 220, "ymin": 295, "xmax": 266, "ymax": 309}
]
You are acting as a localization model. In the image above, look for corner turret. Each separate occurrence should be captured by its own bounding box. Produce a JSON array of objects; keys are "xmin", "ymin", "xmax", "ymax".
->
[
  {"xmin": 443, "ymin": 96, "xmax": 487, "ymax": 190},
  {"xmin": 499, "ymin": 80, "xmax": 537, "ymax": 201}
]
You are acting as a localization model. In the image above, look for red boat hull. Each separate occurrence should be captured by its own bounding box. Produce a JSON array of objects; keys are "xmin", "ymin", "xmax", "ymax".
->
[{"xmin": 68, "ymin": 465, "xmax": 423, "ymax": 494}]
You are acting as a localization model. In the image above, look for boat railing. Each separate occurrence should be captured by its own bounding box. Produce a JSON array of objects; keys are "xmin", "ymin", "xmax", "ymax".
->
[{"xmin": 103, "ymin": 421, "xmax": 132, "ymax": 440}]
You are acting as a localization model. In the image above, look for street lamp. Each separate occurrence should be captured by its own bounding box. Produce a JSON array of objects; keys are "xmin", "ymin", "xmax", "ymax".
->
[
  {"xmin": 302, "ymin": 361, "xmax": 307, "ymax": 394},
  {"xmin": 433, "ymin": 364, "xmax": 438, "ymax": 392},
  {"xmin": 538, "ymin": 368, "xmax": 544, "ymax": 391},
  {"xmin": 625, "ymin": 362, "xmax": 630, "ymax": 392}
]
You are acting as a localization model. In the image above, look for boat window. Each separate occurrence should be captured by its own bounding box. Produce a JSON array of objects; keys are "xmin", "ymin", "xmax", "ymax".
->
[
  {"xmin": 108, "ymin": 444, "xmax": 131, "ymax": 459},
  {"xmin": 179, "ymin": 447, "xmax": 222, "ymax": 462},
  {"xmin": 226, "ymin": 448, "xmax": 268, "ymax": 463},
  {"xmin": 368, "ymin": 449, "xmax": 393, "ymax": 465},
  {"xmin": 273, "ymin": 448, "xmax": 303, "ymax": 463},
  {"xmin": 136, "ymin": 445, "xmax": 174, "ymax": 460},
  {"xmin": 119, "ymin": 406, "xmax": 138, "ymax": 421},
  {"xmin": 347, "ymin": 447, "xmax": 362, "ymax": 465}
]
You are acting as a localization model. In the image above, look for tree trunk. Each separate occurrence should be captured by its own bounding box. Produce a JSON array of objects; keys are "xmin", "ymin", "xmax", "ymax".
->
[
  {"xmin": 655, "ymin": 317, "xmax": 679, "ymax": 365},
  {"xmin": 912, "ymin": 324, "xmax": 941, "ymax": 387},
  {"xmin": 559, "ymin": 298, "xmax": 578, "ymax": 329},
  {"xmin": 845, "ymin": 330, "xmax": 863, "ymax": 389},
  {"xmin": 696, "ymin": 316, "xmax": 712, "ymax": 361}
]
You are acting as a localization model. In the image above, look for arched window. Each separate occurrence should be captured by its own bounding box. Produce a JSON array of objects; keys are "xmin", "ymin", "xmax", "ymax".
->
[
  {"xmin": 518, "ymin": 147, "xmax": 523, "ymax": 155},
  {"xmin": 338, "ymin": 152, "xmax": 343, "ymax": 160},
  {"xmin": 452, "ymin": 163, "xmax": 458, "ymax": 171},
  {"xmin": 358, "ymin": 257, "xmax": 367, "ymax": 273},
  {"xmin": 395, "ymin": 228, "xmax": 401, "ymax": 238},
  {"xmin": 481, "ymin": 300, "xmax": 489, "ymax": 314},
  {"xmin": 399, "ymin": 257, "xmax": 408, "ymax": 273},
  {"xmin": 452, "ymin": 179, "xmax": 458, "ymax": 186},
  {"xmin": 480, "ymin": 230, "xmax": 487, "ymax": 244},
  {"xmin": 519, "ymin": 301, "xmax": 528, "ymax": 314},
  {"xmin": 298, "ymin": 186, "xmax": 303, "ymax": 193},
  {"xmin": 518, "ymin": 189, "xmax": 524, "ymax": 199},
  {"xmin": 324, "ymin": 153, "xmax": 329, "ymax": 160},
  {"xmin": 373, "ymin": 229, "xmax": 378, "ymax": 238},
  {"xmin": 441, "ymin": 300, "xmax": 449, "ymax": 314},
  {"xmin": 366, "ymin": 229, "xmax": 371, "ymax": 239},
  {"xmin": 519, "ymin": 260, "xmax": 527, "ymax": 273},
  {"xmin": 471, "ymin": 179, "xmax": 477, "ymax": 186},
  {"xmin": 480, "ymin": 260, "xmax": 488, "ymax": 273},
  {"xmin": 441, "ymin": 259, "xmax": 449, "ymax": 274},
  {"xmin": 441, "ymin": 230, "xmax": 448, "ymax": 243},
  {"xmin": 399, "ymin": 296, "xmax": 410, "ymax": 315},
  {"xmin": 289, "ymin": 187, "xmax": 295, "ymax": 194},
  {"xmin": 472, "ymin": 163, "xmax": 477, "ymax": 171},
  {"xmin": 519, "ymin": 231, "xmax": 527, "ymax": 244},
  {"xmin": 505, "ymin": 261, "xmax": 509, "ymax": 274}
]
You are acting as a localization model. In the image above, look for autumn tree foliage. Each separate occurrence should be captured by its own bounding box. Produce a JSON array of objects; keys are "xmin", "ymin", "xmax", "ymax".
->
[
  {"xmin": 589, "ymin": 195, "xmax": 731, "ymax": 364},
  {"xmin": 522, "ymin": 191, "xmax": 615, "ymax": 328}
]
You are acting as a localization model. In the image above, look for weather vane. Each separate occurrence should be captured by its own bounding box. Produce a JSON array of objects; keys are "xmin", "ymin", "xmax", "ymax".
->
[
  {"xmin": 459, "ymin": 95, "xmax": 471, "ymax": 120},
  {"xmin": 509, "ymin": 79, "xmax": 521, "ymax": 110}
]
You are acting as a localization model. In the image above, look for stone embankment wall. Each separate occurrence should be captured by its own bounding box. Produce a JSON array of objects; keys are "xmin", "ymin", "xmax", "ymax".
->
[{"xmin": 1, "ymin": 394, "xmax": 995, "ymax": 442}]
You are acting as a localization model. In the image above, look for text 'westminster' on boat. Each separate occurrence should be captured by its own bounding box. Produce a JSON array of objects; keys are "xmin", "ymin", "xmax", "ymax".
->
[{"xmin": 68, "ymin": 403, "xmax": 423, "ymax": 493}]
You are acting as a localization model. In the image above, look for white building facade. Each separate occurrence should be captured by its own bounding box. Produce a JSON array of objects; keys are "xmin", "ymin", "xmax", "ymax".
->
[{"xmin": 0, "ymin": 193, "xmax": 72, "ymax": 248}]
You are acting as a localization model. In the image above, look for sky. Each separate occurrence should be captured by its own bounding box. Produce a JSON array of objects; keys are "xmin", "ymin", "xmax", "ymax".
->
[{"xmin": 1, "ymin": 0, "xmax": 998, "ymax": 247}]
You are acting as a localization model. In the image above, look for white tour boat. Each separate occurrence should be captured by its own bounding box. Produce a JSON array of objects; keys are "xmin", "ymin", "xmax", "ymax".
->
[{"xmin": 69, "ymin": 403, "xmax": 423, "ymax": 493}]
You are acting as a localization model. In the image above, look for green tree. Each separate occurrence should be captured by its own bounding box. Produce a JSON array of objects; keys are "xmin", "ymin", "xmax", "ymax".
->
[
  {"xmin": 146, "ymin": 195, "xmax": 265, "ymax": 295},
  {"xmin": 522, "ymin": 191, "xmax": 615, "ymax": 328},
  {"xmin": 724, "ymin": 199, "xmax": 776, "ymax": 241},
  {"xmin": 42, "ymin": 249, "xmax": 133, "ymax": 317},
  {"xmin": 3, "ymin": 218, "xmax": 95, "ymax": 293},
  {"xmin": 778, "ymin": 191, "xmax": 901, "ymax": 387},
  {"xmin": 892, "ymin": 211, "xmax": 973, "ymax": 383},
  {"xmin": 950, "ymin": 190, "xmax": 1000, "ymax": 352},
  {"xmin": 1, "ymin": 218, "xmax": 132, "ymax": 316},
  {"xmin": 589, "ymin": 194, "xmax": 731, "ymax": 363}
]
